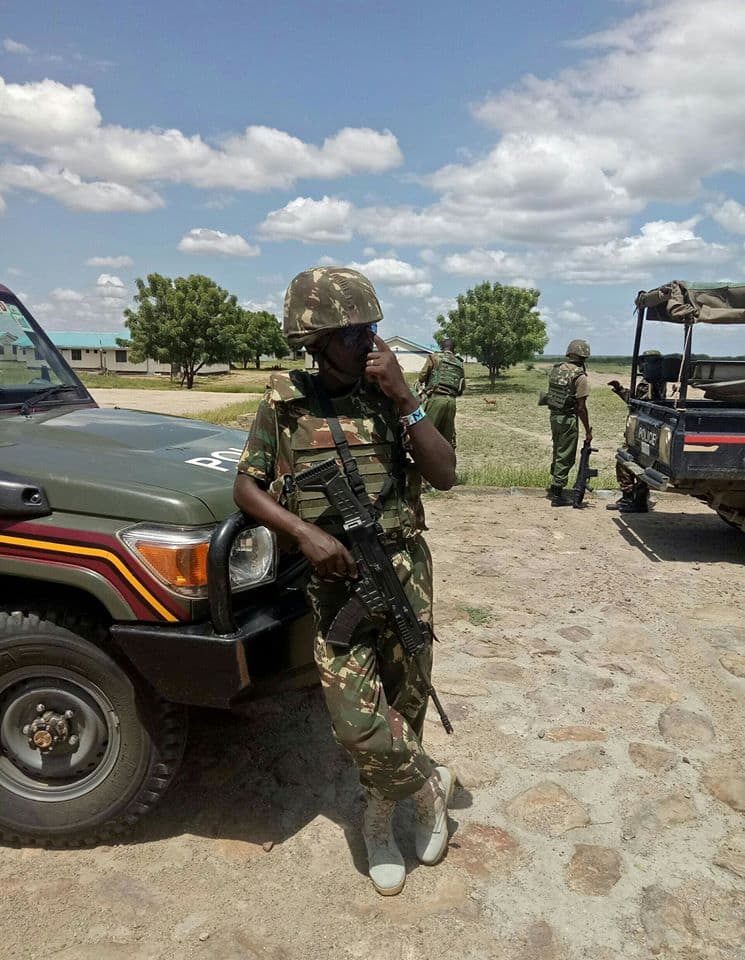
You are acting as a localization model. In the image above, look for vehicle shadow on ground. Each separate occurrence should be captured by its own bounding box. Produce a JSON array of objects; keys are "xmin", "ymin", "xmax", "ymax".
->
[
  {"xmin": 613, "ymin": 508, "xmax": 745, "ymax": 564},
  {"xmin": 122, "ymin": 687, "xmax": 472, "ymax": 877}
]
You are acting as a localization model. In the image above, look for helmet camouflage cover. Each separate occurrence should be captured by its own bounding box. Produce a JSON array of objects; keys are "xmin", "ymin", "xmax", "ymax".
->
[
  {"xmin": 566, "ymin": 339, "xmax": 591, "ymax": 359},
  {"xmin": 283, "ymin": 266, "xmax": 383, "ymax": 347}
]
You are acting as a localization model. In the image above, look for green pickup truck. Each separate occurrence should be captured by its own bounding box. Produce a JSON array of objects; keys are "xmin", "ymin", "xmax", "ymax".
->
[{"xmin": 0, "ymin": 285, "xmax": 313, "ymax": 846}]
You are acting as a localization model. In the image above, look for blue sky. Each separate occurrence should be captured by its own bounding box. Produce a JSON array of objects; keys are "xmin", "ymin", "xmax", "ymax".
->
[{"xmin": 2, "ymin": 0, "xmax": 745, "ymax": 356}]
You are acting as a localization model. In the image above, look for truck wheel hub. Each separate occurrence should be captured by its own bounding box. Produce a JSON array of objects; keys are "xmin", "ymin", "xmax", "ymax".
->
[
  {"xmin": 0, "ymin": 667, "xmax": 121, "ymax": 801},
  {"xmin": 22, "ymin": 704, "xmax": 78, "ymax": 754}
]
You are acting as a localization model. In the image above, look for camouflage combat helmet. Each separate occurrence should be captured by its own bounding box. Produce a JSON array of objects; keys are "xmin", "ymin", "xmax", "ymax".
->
[
  {"xmin": 566, "ymin": 339, "xmax": 591, "ymax": 359},
  {"xmin": 283, "ymin": 266, "xmax": 383, "ymax": 347}
]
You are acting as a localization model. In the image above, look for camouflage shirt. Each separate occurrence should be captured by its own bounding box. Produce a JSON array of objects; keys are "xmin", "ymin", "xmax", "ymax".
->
[{"xmin": 237, "ymin": 370, "xmax": 425, "ymax": 539}]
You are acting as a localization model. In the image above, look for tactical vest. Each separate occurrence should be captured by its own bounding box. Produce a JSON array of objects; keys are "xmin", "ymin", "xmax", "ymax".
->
[
  {"xmin": 275, "ymin": 372, "xmax": 418, "ymax": 539},
  {"xmin": 547, "ymin": 361, "xmax": 584, "ymax": 413},
  {"xmin": 428, "ymin": 352, "xmax": 465, "ymax": 397}
]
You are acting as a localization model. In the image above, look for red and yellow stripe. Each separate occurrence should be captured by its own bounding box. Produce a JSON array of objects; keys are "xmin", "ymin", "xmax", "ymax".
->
[{"xmin": 0, "ymin": 529, "xmax": 180, "ymax": 621}]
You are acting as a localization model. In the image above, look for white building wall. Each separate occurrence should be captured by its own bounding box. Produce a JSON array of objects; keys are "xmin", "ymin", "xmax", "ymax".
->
[{"xmin": 59, "ymin": 348, "xmax": 229, "ymax": 375}]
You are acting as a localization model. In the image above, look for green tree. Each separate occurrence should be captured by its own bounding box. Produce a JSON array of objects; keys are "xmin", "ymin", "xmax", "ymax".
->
[
  {"xmin": 122, "ymin": 273, "xmax": 239, "ymax": 388},
  {"xmin": 231, "ymin": 309, "xmax": 289, "ymax": 369},
  {"xmin": 436, "ymin": 281, "xmax": 547, "ymax": 386}
]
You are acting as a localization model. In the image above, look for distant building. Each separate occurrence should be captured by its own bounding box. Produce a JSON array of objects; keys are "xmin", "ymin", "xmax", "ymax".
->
[
  {"xmin": 303, "ymin": 335, "xmax": 435, "ymax": 372},
  {"xmin": 1, "ymin": 331, "xmax": 229, "ymax": 375},
  {"xmin": 384, "ymin": 335, "xmax": 435, "ymax": 373}
]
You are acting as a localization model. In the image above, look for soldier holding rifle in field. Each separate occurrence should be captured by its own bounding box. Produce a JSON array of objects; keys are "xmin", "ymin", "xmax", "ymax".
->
[
  {"xmin": 233, "ymin": 267, "xmax": 457, "ymax": 897},
  {"xmin": 545, "ymin": 339, "xmax": 592, "ymax": 506},
  {"xmin": 417, "ymin": 337, "xmax": 466, "ymax": 447}
]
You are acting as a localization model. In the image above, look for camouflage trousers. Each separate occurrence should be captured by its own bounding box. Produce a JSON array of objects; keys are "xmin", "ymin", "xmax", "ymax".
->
[
  {"xmin": 424, "ymin": 395, "xmax": 457, "ymax": 448},
  {"xmin": 549, "ymin": 412, "xmax": 579, "ymax": 489},
  {"xmin": 616, "ymin": 452, "xmax": 635, "ymax": 494},
  {"xmin": 306, "ymin": 535, "xmax": 436, "ymax": 801}
]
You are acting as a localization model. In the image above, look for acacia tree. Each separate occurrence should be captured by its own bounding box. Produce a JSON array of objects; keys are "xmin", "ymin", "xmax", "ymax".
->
[
  {"xmin": 436, "ymin": 281, "xmax": 547, "ymax": 385},
  {"xmin": 231, "ymin": 309, "xmax": 289, "ymax": 369},
  {"xmin": 122, "ymin": 273, "xmax": 239, "ymax": 388}
]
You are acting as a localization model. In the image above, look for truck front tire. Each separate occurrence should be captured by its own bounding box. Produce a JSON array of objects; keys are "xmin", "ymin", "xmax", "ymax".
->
[{"xmin": 0, "ymin": 611, "xmax": 187, "ymax": 846}]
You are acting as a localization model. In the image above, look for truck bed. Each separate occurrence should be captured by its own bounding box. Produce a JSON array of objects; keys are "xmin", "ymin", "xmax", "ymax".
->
[{"xmin": 622, "ymin": 398, "xmax": 745, "ymax": 490}]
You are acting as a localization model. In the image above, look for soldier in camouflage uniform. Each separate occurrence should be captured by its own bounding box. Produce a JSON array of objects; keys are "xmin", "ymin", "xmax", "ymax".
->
[
  {"xmin": 607, "ymin": 350, "xmax": 665, "ymax": 513},
  {"xmin": 546, "ymin": 340, "xmax": 592, "ymax": 506},
  {"xmin": 233, "ymin": 267, "xmax": 457, "ymax": 897},
  {"xmin": 417, "ymin": 337, "xmax": 466, "ymax": 447}
]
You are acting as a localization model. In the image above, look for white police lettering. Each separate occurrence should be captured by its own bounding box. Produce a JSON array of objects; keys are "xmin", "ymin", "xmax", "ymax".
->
[{"xmin": 185, "ymin": 447, "xmax": 243, "ymax": 472}]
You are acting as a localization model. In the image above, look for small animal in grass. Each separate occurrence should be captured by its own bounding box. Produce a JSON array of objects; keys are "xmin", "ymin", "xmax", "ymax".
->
[{"xmin": 484, "ymin": 397, "xmax": 497, "ymax": 406}]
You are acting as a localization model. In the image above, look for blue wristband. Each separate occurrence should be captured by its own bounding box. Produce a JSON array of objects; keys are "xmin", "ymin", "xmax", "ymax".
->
[{"xmin": 400, "ymin": 404, "xmax": 426, "ymax": 429}]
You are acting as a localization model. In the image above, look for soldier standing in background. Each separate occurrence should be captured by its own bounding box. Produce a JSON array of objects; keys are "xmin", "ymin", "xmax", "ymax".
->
[
  {"xmin": 546, "ymin": 339, "xmax": 592, "ymax": 506},
  {"xmin": 233, "ymin": 267, "xmax": 457, "ymax": 897},
  {"xmin": 607, "ymin": 350, "xmax": 665, "ymax": 513},
  {"xmin": 417, "ymin": 337, "xmax": 466, "ymax": 447}
]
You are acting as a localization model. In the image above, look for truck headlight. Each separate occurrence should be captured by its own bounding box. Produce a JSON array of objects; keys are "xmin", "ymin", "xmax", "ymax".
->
[
  {"xmin": 625, "ymin": 414, "xmax": 638, "ymax": 447},
  {"xmin": 658, "ymin": 424, "xmax": 673, "ymax": 465},
  {"xmin": 121, "ymin": 523, "xmax": 276, "ymax": 598}
]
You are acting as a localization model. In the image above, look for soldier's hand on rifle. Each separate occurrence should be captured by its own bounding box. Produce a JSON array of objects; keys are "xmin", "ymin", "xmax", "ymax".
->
[
  {"xmin": 295, "ymin": 523, "xmax": 358, "ymax": 580},
  {"xmin": 365, "ymin": 336, "xmax": 413, "ymax": 409},
  {"xmin": 586, "ymin": 427, "xmax": 593, "ymax": 441}
]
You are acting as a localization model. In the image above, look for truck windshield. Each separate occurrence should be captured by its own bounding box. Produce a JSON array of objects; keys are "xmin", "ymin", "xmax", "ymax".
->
[{"xmin": 0, "ymin": 296, "xmax": 87, "ymax": 409}]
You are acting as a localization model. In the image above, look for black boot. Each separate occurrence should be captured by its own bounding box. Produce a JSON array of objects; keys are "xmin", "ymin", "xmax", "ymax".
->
[
  {"xmin": 606, "ymin": 493, "xmax": 634, "ymax": 511},
  {"xmin": 550, "ymin": 486, "xmax": 573, "ymax": 507},
  {"xmin": 619, "ymin": 487, "xmax": 649, "ymax": 513}
]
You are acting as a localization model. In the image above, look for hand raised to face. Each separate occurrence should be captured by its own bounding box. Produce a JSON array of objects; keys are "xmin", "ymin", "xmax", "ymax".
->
[{"xmin": 364, "ymin": 335, "xmax": 410, "ymax": 401}]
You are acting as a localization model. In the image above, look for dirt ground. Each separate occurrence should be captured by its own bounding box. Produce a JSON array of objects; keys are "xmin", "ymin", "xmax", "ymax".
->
[
  {"xmin": 90, "ymin": 388, "xmax": 250, "ymax": 416},
  {"xmin": 2, "ymin": 489, "xmax": 744, "ymax": 960}
]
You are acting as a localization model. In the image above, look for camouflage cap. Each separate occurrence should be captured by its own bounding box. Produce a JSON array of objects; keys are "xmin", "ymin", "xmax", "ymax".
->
[
  {"xmin": 283, "ymin": 266, "xmax": 383, "ymax": 347},
  {"xmin": 566, "ymin": 339, "xmax": 591, "ymax": 359}
]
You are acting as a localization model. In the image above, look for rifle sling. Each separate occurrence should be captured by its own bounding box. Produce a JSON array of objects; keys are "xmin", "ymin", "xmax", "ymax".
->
[{"xmin": 312, "ymin": 378, "xmax": 393, "ymax": 519}]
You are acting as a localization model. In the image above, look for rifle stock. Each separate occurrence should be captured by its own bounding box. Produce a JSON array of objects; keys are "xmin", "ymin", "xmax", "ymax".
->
[
  {"xmin": 573, "ymin": 439, "xmax": 598, "ymax": 508},
  {"xmin": 295, "ymin": 459, "xmax": 453, "ymax": 734}
]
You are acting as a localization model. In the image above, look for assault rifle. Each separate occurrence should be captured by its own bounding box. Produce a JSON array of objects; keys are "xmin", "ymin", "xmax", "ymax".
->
[
  {"xmin": 294, "ymin": 459, "xmax": 453, "ymax": 734},
  {"xmin": 573, "ymin": 438, "xmax": 598, "ymax": 508}
]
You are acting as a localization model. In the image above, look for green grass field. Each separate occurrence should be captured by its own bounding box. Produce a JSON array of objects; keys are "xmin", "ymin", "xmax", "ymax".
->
[
  {"xmin": 189, "ymin": 359, "xmax": 633, "ymax": 490},
  {"xmin": 453, "ymin": 361, "xmax": 630, "ymax": 488}
]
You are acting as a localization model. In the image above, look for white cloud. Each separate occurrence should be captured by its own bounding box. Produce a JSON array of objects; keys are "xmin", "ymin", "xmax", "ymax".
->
[
  {"xmin": 86, "ymin": 255, "xmax": 133, "ymax": 268},
  {"xmin": 440, "ymin": 248, "xmax": 532, "ymax": 277},
  {"xmin": 258, "ymin": 1, "xmax": 745, "ymax": 257},
  {"xmin": 259, "ymin": 196, "xmax": 354, "ymax": 243},
  {"xmin": 95, "ymin": 274, "xmax": 128, "ymax": 298},
  {"xmin": 0, "ymin": 163, "xmax": 163, "ymax": 212},
  {"xmin": 710, "ymin": 199, "xmax": 745, "ymax": 235},
  {"xmin": 552, "ymin": 218, "xmax": 731, "ymax": 283},
  {"xmin": 50, "ymin": 288, "xmax": 84, "ymax": 302},
  {"xmin": 471, "ymin": 0, "xmax": 745, "ymax": 205},
  {"xmin": 0, "ymin": 75, "xmax": 402, "ymax": 214},
  {"xmin": 347, "ymin": 257, "xmax": 432, "ymax": 298},
  {"xmin": 0, "ymin": 78, "xmax": 101, "ymax": 151},
  {"xmin": 241, "ymin": 297, "xmax": 280, "ymax": 314},
  {"xmin": 30, "ymin": 277, "xmax": 132, "ymax": 331},
  {"xmin": 4, "ymin": 38, "xmax": 31, "ymax": 55},
  {"xmin": 177, "ymin": 228, "xmax": 260, "ymax": 257},
  {"xmin": 394, "ymin": 282, "xmax": 433, "ymax": 298}
]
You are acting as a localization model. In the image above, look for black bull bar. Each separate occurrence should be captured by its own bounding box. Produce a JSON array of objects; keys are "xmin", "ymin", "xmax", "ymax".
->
[{"xmin": 111, "ymin": 513, "xmax": 312, "ymax": 709}]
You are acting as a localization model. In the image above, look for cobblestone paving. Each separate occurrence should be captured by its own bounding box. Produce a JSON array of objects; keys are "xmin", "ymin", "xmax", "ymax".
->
[{"xmin": 1, "ymin": 492, "xmax": 743, "ymax": 960}]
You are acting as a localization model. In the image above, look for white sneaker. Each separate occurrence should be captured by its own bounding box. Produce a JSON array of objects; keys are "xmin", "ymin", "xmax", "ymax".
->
[
  {"xmin": 413, "ymin": 765, "xmax": 455, "ymax": 865},
  {"xmin": 362, "ymin": 795, "xmax": 406, "ymax": 896}
]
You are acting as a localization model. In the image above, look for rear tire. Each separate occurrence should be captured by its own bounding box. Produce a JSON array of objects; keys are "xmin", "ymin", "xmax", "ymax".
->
[{"xmin": 0, "ymin": 611, "xmax": 186, "ymax": 846}]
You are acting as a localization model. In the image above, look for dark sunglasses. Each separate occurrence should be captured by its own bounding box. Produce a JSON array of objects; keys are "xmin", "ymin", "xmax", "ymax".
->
[{"xmin": 336, "ymin": 323, "xmax": 378, "ymax": 347}]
